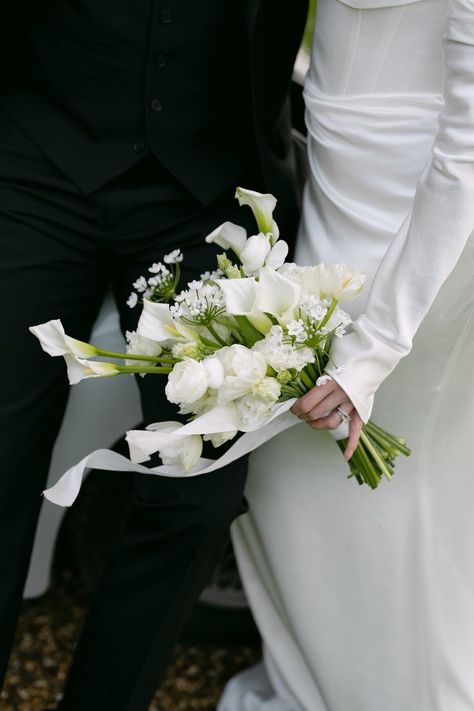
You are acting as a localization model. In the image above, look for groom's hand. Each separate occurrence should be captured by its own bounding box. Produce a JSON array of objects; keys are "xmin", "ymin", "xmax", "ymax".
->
[{"xmin": 291, "ymin": 379, "xmax": 363, "ymax": 460}]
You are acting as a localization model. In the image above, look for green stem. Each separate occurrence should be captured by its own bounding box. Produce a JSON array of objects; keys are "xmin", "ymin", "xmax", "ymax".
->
[
  {"xmin": 95, "ymin": 347, "xmax": 175, "ymax": 363},
  {"xmin": 318, "ymin": 298, "xmax": 338, "ymax": 330},
  {"xmin": 206, "ymin": 324, "xmax": 228, "ymax": 347},
  {"xmin": 300, "ymin": 369, "xmax": 314, "ymax": 390},
  {"xmin": 355, "ymin": 440, "xmax": 381, "ymax": 489},
  {"xmin": 114, "ymin": 364, "xmax": 172, "ymax": 375},
  {"xmin": 360, "ymin": 429, "xmax": 393, "ymax": 482}
]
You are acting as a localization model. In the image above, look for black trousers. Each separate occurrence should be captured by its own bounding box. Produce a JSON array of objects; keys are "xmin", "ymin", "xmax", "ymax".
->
[{"xmin": 0, "ymin": 110, "xmax": 258, "ymax": 710}]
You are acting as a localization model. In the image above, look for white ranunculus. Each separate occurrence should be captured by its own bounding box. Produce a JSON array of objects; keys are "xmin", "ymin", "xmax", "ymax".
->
[
  {"xmin": 240, "ymin": 233, "xmax": 272, "ymax": 275},
  {"xmin": 126, "ymin": 421, "xmax": 202, "ymax": 473},
  {"xmin": 235, "ymin": 187, "xmax": 279, "ymax": 239},
  {"xmin": 202, "ymin": 356, "xmax": 225, "ymax": 390},
  {"xmin": 203, "ymin": 430, "xmax": 238, "ymax": 448},
  {"xmin": 63, "ymin": 354, "xmax": 119, "ymax": 385},
  {"xmin": 30, "ymin": 319, "xmax": 97, "ymax": 358},
  {"xmin": 318, "ymin": 263, "xmax": 366, "ymax": 302},
  {"xmin": 165, "ymin": 358, "xmax": 209, "ymax": 406},
  {"xmin": 205, "ymin": 221, "xmax": 248, "ymax": 257},
  {"xmin": 217, "ymin": 345, "xmax": 268, "ymax": 403},
  {"xmin": 236, "ymin": 377, "xmax": 281, "ymax": 428}
]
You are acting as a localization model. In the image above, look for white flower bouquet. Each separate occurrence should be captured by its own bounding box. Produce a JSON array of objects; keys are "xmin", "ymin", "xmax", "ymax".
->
[{"xmin": 31, "ymin": 188, "xmax": 410, "ymax": 503}]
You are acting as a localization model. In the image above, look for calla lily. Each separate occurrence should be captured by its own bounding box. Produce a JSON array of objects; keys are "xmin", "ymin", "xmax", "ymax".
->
[
  {"xmin": 254, "ymin": 267, "xmax": 301, "ymax": 320},
  {"xmin": 216, "ymin": 277, "xmax": 258, "ymax": 315},
  {"xmin": 63, "ymin": 354, "xmax": 119, "ymax": 385},
  {"xmin": 126, "ymin": 421, "xmax": 203, "ymax": 473},
  {"xmin": 137, "ymin": 300, "xmax": 198, "ymax": 343},
  {"xmin": 205, "ymin": 221, "xmax": 248, "ymax": 257},
  {"xmin": 235, "ymin": 187, "xmax": 280, "ymax": 239},
  {"xmin": 30, "ymin": 319, "xmax": 97, "ymax": 358}
]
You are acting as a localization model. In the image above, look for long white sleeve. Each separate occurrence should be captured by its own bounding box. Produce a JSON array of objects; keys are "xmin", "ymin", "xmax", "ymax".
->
[{"xmin": 326, "ymin": 0, "xmax": 474, "ymax": 423}]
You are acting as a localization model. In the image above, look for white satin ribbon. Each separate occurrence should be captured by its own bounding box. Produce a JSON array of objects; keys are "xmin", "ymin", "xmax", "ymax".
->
[{"xmin": 43, "ymin": 401, "xmax": 349, "ymax": 508}]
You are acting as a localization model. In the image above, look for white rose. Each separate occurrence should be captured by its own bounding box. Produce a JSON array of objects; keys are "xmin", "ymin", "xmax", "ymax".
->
[
  {"xmin": 202, "ymin": 356, "xmax": 225, "ymax": 390},
  {"xmin": 165, "ymin": 358, "xmax": 208, "ymax": 406}
]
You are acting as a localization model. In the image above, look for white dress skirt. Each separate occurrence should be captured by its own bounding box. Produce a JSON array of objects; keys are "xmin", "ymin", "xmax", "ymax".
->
[{"xmin": 219, "ymin": 0, "xmax": 474, "ymax": 709}]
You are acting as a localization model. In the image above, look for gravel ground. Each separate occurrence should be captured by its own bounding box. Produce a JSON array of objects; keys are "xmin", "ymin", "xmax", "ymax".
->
[{"xmin": 1, "ymin": 570, "xmax": 261, "ymax": 711}]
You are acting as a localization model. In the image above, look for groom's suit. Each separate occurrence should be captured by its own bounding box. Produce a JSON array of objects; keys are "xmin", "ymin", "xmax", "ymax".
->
[{"xmin": 0, "ymin": 1, "xmax": 308, "ymax": 709}]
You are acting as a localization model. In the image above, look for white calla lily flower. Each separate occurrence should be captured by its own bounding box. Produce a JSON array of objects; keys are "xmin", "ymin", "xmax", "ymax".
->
[
  {"xmin": 235, "ymin": 187, "xmax": 280, "ymax": 239},
  {"xmin": 126, "ymin": 421, "xmax": 203, "ymax": 473},
  {"xmin": 30, "ymin": 319, "xmax": 97, "ymax": 358},
  {"xmin": 137, "ymin": 300, "xmax": 199, "ymax": 343},
  {"xmin": 205, "ymin": 221, "xmax": 248, "ymax": 257},
  {"xmin": 254, "ymin": 267, "xmax": 301, "ymax": 319},
  {"xmin": 63, "ymin": 354, "xmax": 119, "ymax": 385},
  {"xmin": 216, "ymin": 277, "xmax": 258, "ymax": 315}
]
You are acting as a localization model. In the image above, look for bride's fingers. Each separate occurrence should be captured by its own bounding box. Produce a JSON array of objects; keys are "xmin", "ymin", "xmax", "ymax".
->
[
  {"xmin": 291, "ymin": 379, "xmax": 337, "ymax": 417},
  {"xmin": 344, "ymin": 412, "xmax": 363, "ymax": 460},
  {"xmin": 307, "ymin": 401, "xmax": 355, "ymax": 430},
  {"xmin": 301, "ymin": 390, "xmax": 350, "ymax": 423}
]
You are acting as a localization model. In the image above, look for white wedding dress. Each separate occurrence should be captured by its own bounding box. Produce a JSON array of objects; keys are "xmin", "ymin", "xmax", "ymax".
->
[{"xmin": 219, "ymin": 1, "xmax": 474, "ymax": 710}]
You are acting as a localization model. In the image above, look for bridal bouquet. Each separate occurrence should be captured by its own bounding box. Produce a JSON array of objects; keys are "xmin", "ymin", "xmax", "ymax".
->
[{"xmin": 31, "ymin": 188, "xmax": 410, "ymax": 500}]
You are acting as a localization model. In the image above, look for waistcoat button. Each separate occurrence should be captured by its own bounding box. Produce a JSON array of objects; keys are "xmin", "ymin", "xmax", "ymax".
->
[{"xmin": 149, "ymin": 99, "xmax": 163, "ymax": 113}]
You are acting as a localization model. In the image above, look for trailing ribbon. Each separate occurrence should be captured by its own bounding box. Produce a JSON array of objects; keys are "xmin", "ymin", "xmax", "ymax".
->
[{"xmin": 43, "ymin": 400, "xmax": 349, "ymax": 507}]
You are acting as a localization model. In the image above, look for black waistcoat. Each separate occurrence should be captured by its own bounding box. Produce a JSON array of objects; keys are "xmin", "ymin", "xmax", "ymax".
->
[{"xmin": 0, "ymin": 0, "xmax": 255, "ymax": 203}]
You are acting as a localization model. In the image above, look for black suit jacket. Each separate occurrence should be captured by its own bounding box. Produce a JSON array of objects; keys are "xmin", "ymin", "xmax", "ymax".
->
[{"xmin": 0, "ymin": 0, "xmax": 308, "ymax": 238}]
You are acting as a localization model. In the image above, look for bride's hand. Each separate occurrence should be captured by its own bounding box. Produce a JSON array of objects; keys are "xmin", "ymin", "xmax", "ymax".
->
[{"xmin": 291, "ymin": 379, "xmax": 363, "ymax": 460}]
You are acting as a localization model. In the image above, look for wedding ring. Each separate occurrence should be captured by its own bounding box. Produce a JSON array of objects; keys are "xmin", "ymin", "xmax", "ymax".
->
[{"xmin": 336, "ymin": 407, "xmax": 351, "ymax": 425}]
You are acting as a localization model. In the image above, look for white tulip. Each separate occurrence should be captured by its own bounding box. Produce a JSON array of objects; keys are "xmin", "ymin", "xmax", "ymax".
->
[
  {"xmin": 235, "ymin": 187, "xmax": 280, "ymax": 239},
  {"xmin": 63, "ymin": 354, "xmax": 119, "ymax": 385},
  {"xmin": 30, "ymin": 319, "xmax": 97, "ymax": 358},
  {"xmin": 165, "ymin": 358, "xmax": 209, "ymax": 406},
  {"xmin": 205, "ymin": 221, "xmax": 248, "ymax": 257},
  {"xmin": 318, "ymin": 263, "xmax": 366, "ymax": 303},
  {"xmin": 240, "ymin": 233, "xmax": 272, "ymax": 275},
  {"xmin": 126, "ymin": 421, "xmax": 203, "ymax": 474},
  {"xmin": 265, "ymin": 239, "xmax": 289, "ymax": 270}
]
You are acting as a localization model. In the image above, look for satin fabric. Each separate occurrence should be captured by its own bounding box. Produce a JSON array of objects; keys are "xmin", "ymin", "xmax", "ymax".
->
[{"xmin": 219, "ymin": 0, "xmax": 474, "ymax": 709}]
